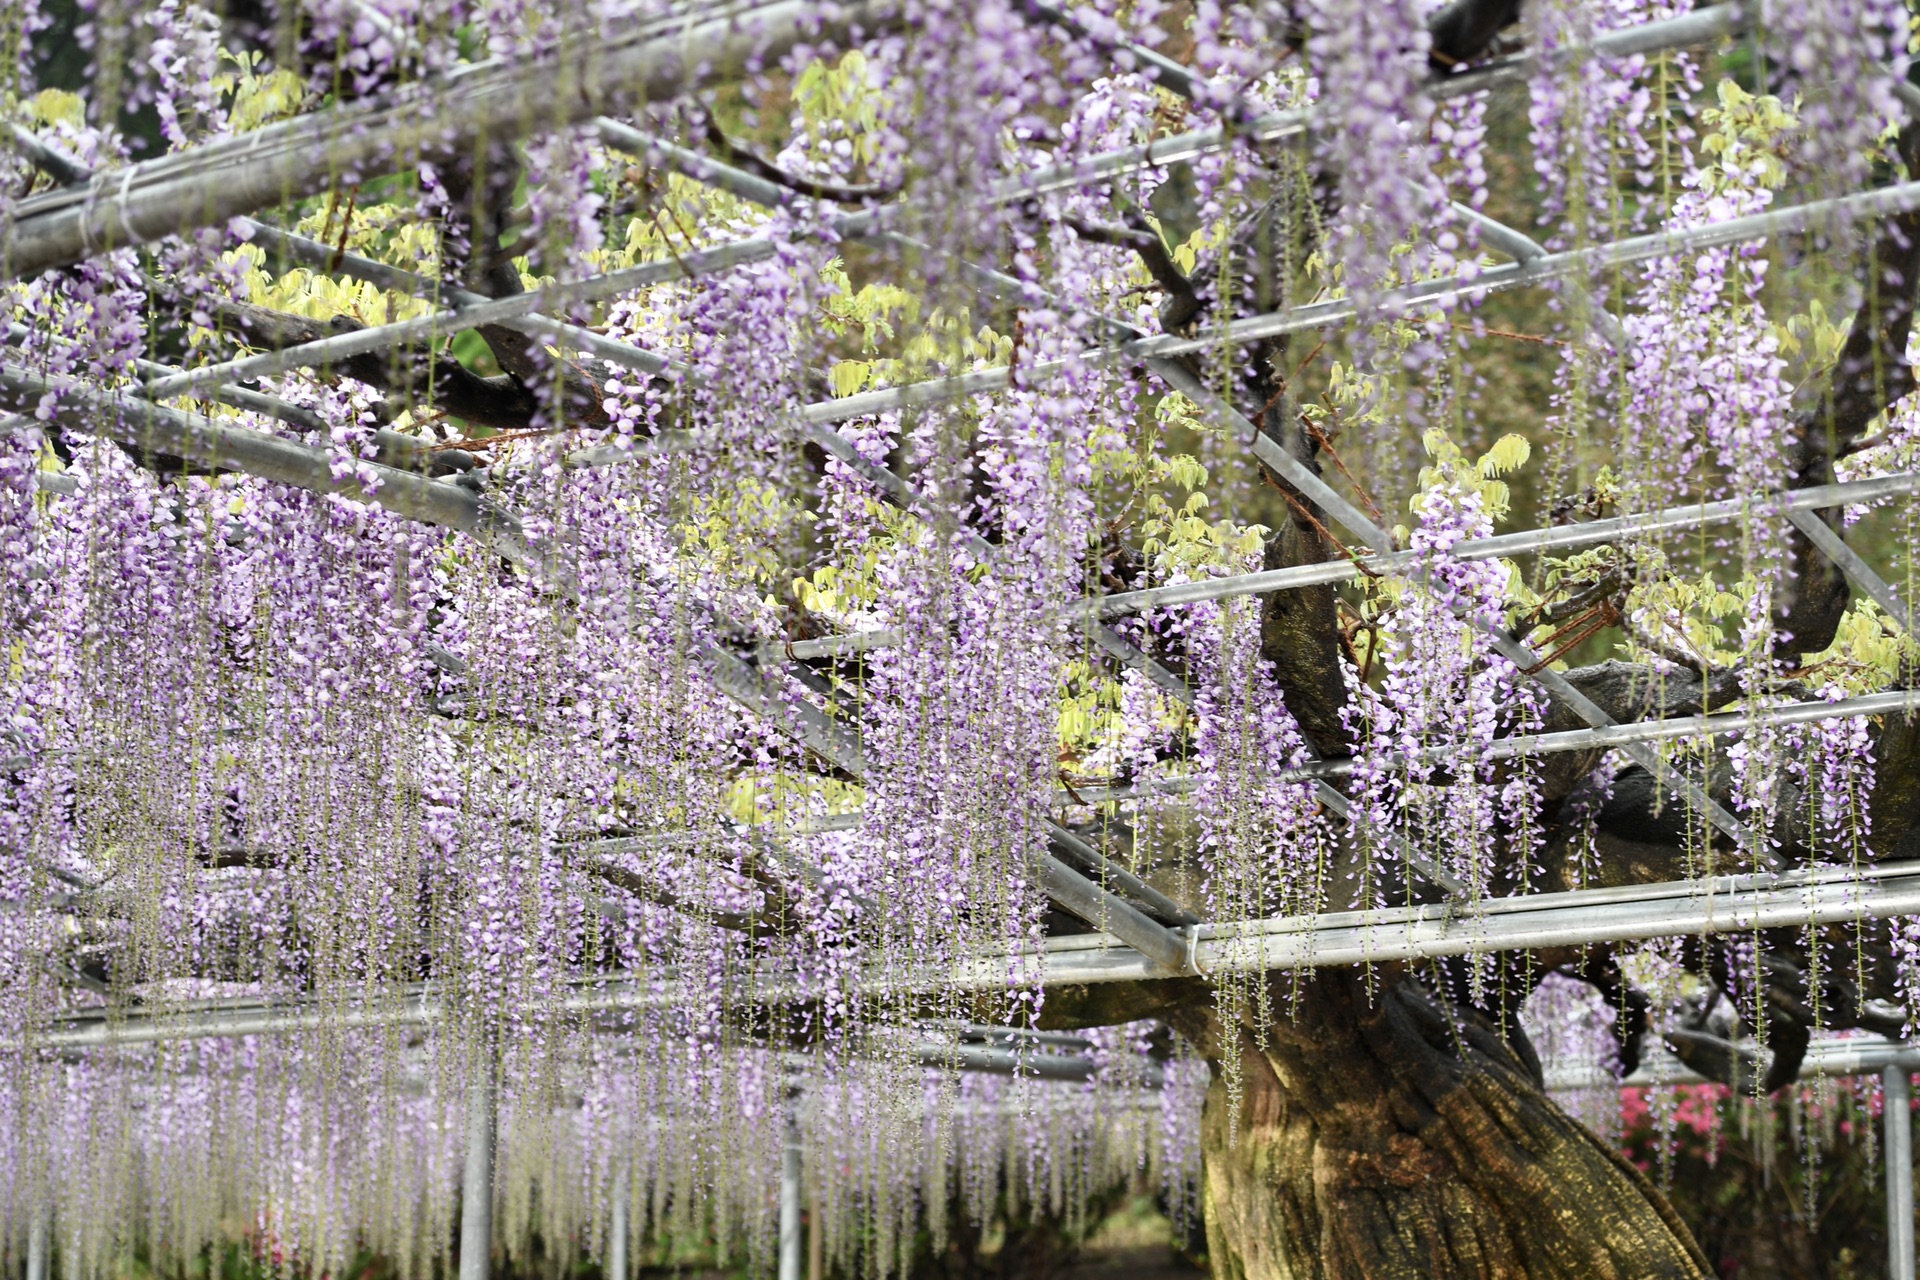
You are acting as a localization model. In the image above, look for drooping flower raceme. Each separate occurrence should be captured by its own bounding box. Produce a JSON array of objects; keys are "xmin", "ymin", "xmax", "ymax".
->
[
  {"xmin": 1346, "ymin": 478, "xmax": 1545, "ymax": 907},
  {"xmin": 1303, "ymin": 0, "xmax": 1446, "ymax": 307}
]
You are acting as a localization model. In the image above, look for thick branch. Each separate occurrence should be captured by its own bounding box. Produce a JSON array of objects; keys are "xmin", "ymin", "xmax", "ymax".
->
[
  {"xmin": 435, "ymin": 144, "xmax": 623, "ymax": 429},
  {"xmin": 1061, "ymin": 213, "xmax": 1203, "ymax": 326},
  {"xmin": 591, "ymin": 862, "xmax": 771, "ymax": 933},
  {"xmin": 703, "ymin": 119, "xmax": 897, "ymax": 205},
  {"xmin": 187, "ymin": 292, "xmax": 611, "ymax": 434},
  {"xmin": 1427, "ymin": 0, "xmax": 1525, "ymax": 71}
]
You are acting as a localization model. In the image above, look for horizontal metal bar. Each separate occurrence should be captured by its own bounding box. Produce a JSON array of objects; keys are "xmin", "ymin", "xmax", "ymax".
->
[
  {"xmin": 912, "ymin": 1041, "xmax": 1165, "ymax": 1085},
  {"xmin": 565, "ymin": 684, "xmax": 1917, "ymax": 863},
  {"xmin": 30, "ymin": 0, "xmax": 747, "ymax": 196},
  {"xmin": 37, "ymin": 996, "xmax": 440, "ymax": 1047},
  {"xmin": 1546, "ymin": 1035, "xmax": 1920, "ymax": 1091},
  {"xmin": 776, "ymin": 473, "xmax": 1920, "ymax": 660},
  {"xmin": 242, "ymin": 221, "xmax": 678, "ymax": 380},
  {"xmin": 9, "ymin": 130, "xmax": 683, "ymax": 398},
  {"xmin": 1013, "ymin": 859, "xmax": 1920, "ymax": 987},
  {"xmin": 1143, "ymin": 177, "xmax": 1920, "ymax": 357},
  {"xmin": 1088, "ymin": 473, "xmax": 1920, "ymax": 618},
  {"xmin": 950, "ymin": 1022, "xmax": 1093, "ymax": 1050},
  {"xmin": 35, "ymin": 861, "xmax": 1920, "ymax": 1046},
  {"xmin": 796, "ymin": 176, "xmax": 1919, "ymax": 434},
  {"xmin": 967, "ymin": 5, "xmax": 1749, "ymax": 206},
  {"xmin": 1284, "ymin": 688, "xmax": 1920, "ymax": 779}
]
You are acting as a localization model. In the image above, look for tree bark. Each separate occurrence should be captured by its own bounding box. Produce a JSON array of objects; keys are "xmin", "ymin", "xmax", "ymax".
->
[{"xmin": 1173, "ymin": 972, "xmax": 1710, "ymax": 1280}]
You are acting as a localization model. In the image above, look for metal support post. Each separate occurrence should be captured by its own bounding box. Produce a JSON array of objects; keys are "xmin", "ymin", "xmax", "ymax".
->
[
  {"xmin": 26, "ymin": 1202, "xmax": 49, "ymax": 1280},
  {"xmin": 459, "ymin": 1051, "xmax": 497, "ymax": 1280},
  {"xmin": 807, "ymin": 1185, "xmax": 823, "ymax": 1280},
  {"xmin": 1889, "ymin": 1064, "xmax": 1914, "ymax": 1280},
  {"xmin": 608, "ymin": 1166, "xmax": 629, "ymax": 1280},
  {"xmin": 778, "ymin": 1092, "xmax": 803, "ymax": 1280}
]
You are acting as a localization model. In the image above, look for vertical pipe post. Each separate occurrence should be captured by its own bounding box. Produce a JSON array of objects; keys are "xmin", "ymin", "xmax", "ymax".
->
[
  {"xmin": 26, "ymin": 1201, "xmax": 49, "ymax": 1280},
  {"xmin": 807, "ymin": 1184, "xmax": 823, "ymax": 1280},
  {"xmin": 1888, "ymin": 1063, "xmax": 1915, "ymax": 1280},
  {"xmin": 778, "ymin": 1090, "xmax": 803, "ymax": 1280},
  {"xmin": 460, "ymin": 1051, "xmax": 497, "ymax": 1280},
  {"xmin": 608, "ymin": 1166, "xmax": 629, "ymax": 1280}
]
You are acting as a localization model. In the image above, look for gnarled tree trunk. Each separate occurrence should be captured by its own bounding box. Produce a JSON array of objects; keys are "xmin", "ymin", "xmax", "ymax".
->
[{"xmin": 1179, "ymin": 973, "xmax": 1708, "ymax": 1280}]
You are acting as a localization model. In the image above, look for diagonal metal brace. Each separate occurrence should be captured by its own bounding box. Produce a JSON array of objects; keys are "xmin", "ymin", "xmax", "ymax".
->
[{"xmin": 1786, "ymin": 505, "xmax": 1916, "ymax": 636}]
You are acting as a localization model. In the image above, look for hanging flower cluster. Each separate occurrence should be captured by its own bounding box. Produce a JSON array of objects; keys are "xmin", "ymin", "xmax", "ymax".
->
[
  {"xmin": 1617, "ymin": 81, "xmax": 1795, "ymax": 511},
  {"xmin": 1527, "ymin": 0, "xmax": 1694, "ymax": 248},
  {"xmin": 1303, "ymin": 0, "xmax": 1446, "ymax": 306},
  {"xmin": 1346, "ymin": 448, "xmax": 1545, "ymax": 906},
  {"xmin": 1763, "ymin": 0, "xmax": 1906, "ymax": 195}
]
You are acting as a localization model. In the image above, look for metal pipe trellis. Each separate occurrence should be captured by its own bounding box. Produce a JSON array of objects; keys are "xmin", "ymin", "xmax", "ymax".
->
[
  {"xmin": 0, "ymin": 0, "xmax": 903, "ymax": 280},
  {"xmin": 0, "ymin": 1, "xmax": 1747, "ymax": 284},
  {"xmin": 1283, "ymin": 687, "xmax": 1920, "ymax": 778},
  {"xmin": 15, "ymin": 6, "xmax": 1920, "ymax": 1274},
  {"xmin": 0, "ymin": 136, "xmax": 682, "ymax": 390},
  {"xmin": 9, "ymin": 0, "xmax": 1920, "ymax": 1067},
  {"xmin": 1892, "ymin": 1066, "xmax": 1916, "ymax": 1280},
  {"xmin": 1009, "ymin": 861, "xmax": 1920, "ymax": 986},
  {"xmin": 6, "ymin": 7, "xmax": 1772, "ymax": 408},
  {"xmin": 1546, "ymin": 1036, "xmax": 1920, "ymax": 1090},
  {"xmin": 604, "ymin": 117, "xmax": 1233, "ymax": 916},
  {"xmin": 9, "ymin": 374, "xmax": 1920, "ymax": 1009},
  {"xmin": 117, "ymin": 153, "xmax": 1920, "ymax": 456},
  {"xmin": 779, "ymin": 1091, "xmax": 804, "ymax": 1280},
  {"xmin": 460, "ymin": 1053, "xmax": 499, "ymax": 1280},
  {"xmin": 966, "ymin": 682, "xmax": 1920, "ymax": 799},
  {"xmin": 32, "ymin": 861, "xmax": 1920, "ymax": 1049},
  {"xmin": 789, "ymin": 171, "xmax": 1920, "ymax": 430},
  {"xmin": 773, "ymin": 471, "xmax": 1920, "ymax": 659}
]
